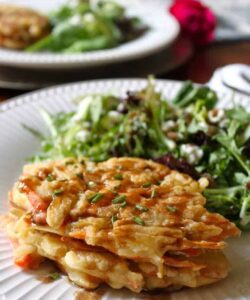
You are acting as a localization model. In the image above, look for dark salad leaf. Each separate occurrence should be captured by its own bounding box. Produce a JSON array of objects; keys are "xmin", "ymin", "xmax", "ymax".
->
[{"xmin": 27, "ymin": 0, "xmax": 148, "ymax": 53}]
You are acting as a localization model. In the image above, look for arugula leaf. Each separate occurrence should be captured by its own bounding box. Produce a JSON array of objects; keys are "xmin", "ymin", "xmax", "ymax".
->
[
  {"xmin": 204, "ymin": 185, "xmax": 245, "ymax": 220},
  {"xmin": 226, "ymin": 106, "xmax": 250, "ymax": 122},
  {"xmin": 240, "ymin": 193, "xmax": 250, "ymax": 228},
  {"xmin": 215, "ymin": 121, "xmax": 250, "ymax": 176},
  {"xmin": 39, "ymin": 109, "xmax": 58, "ymax": 138},
  {"xmin": 173, "ymin": 81, "xmax": 217, "ymax": 109},
  {"xmin": 22, "ymin": 124, "xmax": 44, "ymax": 140}
]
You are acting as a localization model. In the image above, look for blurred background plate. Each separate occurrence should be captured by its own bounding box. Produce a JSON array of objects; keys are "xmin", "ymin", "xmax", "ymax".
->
[
  {"xmin": 0, "ymin": 35, "xmax": 192, "ymax": 90},
  {"xmin": 1, "ymin": 78, "xmax": 250, "ymax": 300},
  {"xmin": 0, "ymin": 0, "xmax": 179, "ymax": 69}
]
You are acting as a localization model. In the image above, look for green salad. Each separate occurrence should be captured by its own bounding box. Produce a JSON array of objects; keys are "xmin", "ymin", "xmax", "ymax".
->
[
  {"xmin": 25, "ymin": 79, "xmax": 250, "ymax": 229},
  {"xmin": 27, "ymin": 0, "xmax": 147, "ymax": 53}
]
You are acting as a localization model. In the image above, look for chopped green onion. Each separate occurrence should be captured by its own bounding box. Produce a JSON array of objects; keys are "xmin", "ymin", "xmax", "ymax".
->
[
  {"xmin": 53, "ymin": 189, "xmax": 63, "ymax": 197},
  {"xmin": 112, "ymin": 195, "xmax": 126, "ymax": 204},
  {"xmin": 111, "ymin": 215, "xmax": 118, "ymax": 224},
  {"xmin": 135, "ymin": 204, "xmax": 148, "ymax": 212},
  {"xmin": 89, "ymin": 193, "xmax": 104, "ymax": 203},
  {"xmin": 65, "ymin": 160, "xmax": 74, "ymax": 165},
  {"xmin": 150, "ymin": 189, "xmax": 157, "ymax": 198},
  {"xmin": 133, "ymin": 216, "xmax": 145, "ymax": 226},
  {"xmin": 120, "ymin": 201, "xmax": 127, "ymax": 208},
  {"xmin": 58, "ymin": 179, "xmax": 68, "ymax": 182},
  {"xmin": 113, "ymin": 184, "xmax": 121, "ymax": 190},
  {"xmin": 110, "ymin": 189, "xmax": 118, "ymax": 195},
  {"xmin": 76, "ymin": 173, "xmax": 84, "ymax": 179},
  {"xmin": 49, "ymin": 272, "xmax": 61, "ymax": 281},
  {"xmin": 117, "ymin": 165, "xmax": 123, "ymax": 170},
  {"xmin": 166, "ymin": 205, "xmax": 177, "ymax": 213},
  {"xmin": 46, "ymin": 174, "xmax": 55, "ymax": 182},
  {"xmin": 114, "ymin": 173, "xmax": 123, "ymax": 180},
  {"xmin": 142, "ymin": 182, "xmax": 152, "ymax": 188}
]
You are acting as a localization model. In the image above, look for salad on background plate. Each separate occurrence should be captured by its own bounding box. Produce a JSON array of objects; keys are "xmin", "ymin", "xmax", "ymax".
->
[{"xmin": 0, "ymin": 0, "xmax": 147, "ymax": 53}]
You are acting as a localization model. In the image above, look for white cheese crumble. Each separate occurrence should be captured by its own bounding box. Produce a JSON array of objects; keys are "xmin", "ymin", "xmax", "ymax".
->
[
  {"xmin": 69, "ymin": 15, "xmax": 82, "ymax": 26},
  {"xmin": 162, "ymin": 120, "xmax": 176, "ymax": 132},
  {"xmin": 83, "ymin": 122, "xmax": 91, "ymax": 129},
  {"xmin": 76, "ymin": 130, "xmax": 91, "ymax": 142},
  {"xmin": 166, "ymin": 139, "xmax": 176, "ymax": 151},
  {"xmin": 83, "ymin": 12, "xmax": 96, "ymax": 23},
  {"xmin": 208, "ymin": 108, "xmax": 225, "ymax": 124},
  {"xmin": 180, "ymin": 144, "xmax": 204, "ymax": 165},
  {"xmin": 108, "ymin": 110, "xmax": 123, "ymax": 122}
]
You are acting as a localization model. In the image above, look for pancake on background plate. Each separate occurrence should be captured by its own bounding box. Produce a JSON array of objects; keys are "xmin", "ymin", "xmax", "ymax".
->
[{"xmin": 0, "ymin": 4, "xmax": 51, "ymax": 49}]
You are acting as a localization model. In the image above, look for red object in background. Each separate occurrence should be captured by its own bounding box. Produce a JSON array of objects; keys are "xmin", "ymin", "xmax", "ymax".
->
[{"xmin": 169, "ymin": 0, "xmax": 216, "ymax": 46}]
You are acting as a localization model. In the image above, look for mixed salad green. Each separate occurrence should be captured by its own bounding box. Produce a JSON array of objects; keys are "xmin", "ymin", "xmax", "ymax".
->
[
  {"xmin": 25, "ymin": 79, "xmax": 250, "ymax": 229},
  {"xmin": 27, "ymin": 0, "xmax": 147, "ymax": 53}
]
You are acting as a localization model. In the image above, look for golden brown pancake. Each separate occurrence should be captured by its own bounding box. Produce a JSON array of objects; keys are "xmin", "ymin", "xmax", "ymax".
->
[
  {"xmin": 3, "ymin": 157, "xmax": 240, "ymax": 292},
  {"xmin": 0, "ymin": 4, "xmax": 50, "ymax": 49}
]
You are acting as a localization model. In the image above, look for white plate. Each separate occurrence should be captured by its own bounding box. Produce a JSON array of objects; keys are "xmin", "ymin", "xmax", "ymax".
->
[
  {"xmin": 0, "ymin": 0, "xmax": 179, "ymax": 69},
  {"xmin": 0, "ymin": 79, "xmax": 250, "ymax": 300}
]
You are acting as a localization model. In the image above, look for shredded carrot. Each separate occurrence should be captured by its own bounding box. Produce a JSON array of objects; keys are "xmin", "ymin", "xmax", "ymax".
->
[
  {"xmin": 70, "ymin": 231, "xmax": 86, "ymax": 239},
  {"xmin": 15, "ymin": 254, "xmax": 33, "ymax": 268},
  {"xmin": 180, "ymin": 248, "xmax": 201, "ymax": 256},
  {"xmin": 164, "ymin": 256, "xmax": 205, "ymax": 270},
  {"xmin": 27, "ymin": 191, "xmax": 48, "ymax": 211}
]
